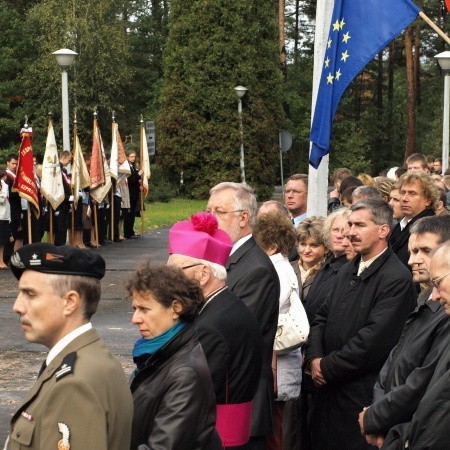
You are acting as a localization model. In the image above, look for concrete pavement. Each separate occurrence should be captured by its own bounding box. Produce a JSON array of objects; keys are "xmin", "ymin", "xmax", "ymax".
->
[{"xmin": 0, "ymin": 227, "xmax": 170, "ymax": 442}]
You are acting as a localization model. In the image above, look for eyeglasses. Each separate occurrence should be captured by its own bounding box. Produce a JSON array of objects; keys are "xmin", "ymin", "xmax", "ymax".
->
[
  {"xmin": 285, "ymin": 189, "xmax": 306, "ymax": 195},
  {"xmin": 430, "ymin": 271, "xmax": 450, "ymax": 290},
  {"xmin": 206, "ymin": 209, "xmax": 245, "ymax": 216},
  {"xmin": 180, "ymin": 263, "xmax": 203, "ymax": 270}
]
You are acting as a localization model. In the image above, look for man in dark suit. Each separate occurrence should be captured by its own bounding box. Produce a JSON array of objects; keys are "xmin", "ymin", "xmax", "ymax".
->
[
  {"xmin": 6, "ymin": 243, "xmax": 133, "ymax": 450},
  {"xmin": 168, "ymin": 212, "xmax": 263, "ymax": 449},
  {"xmin": 389, "ymin": 172, "xmax": 438, "ymax": 268},
  {"xmin": 305, "ymin": 198, "xmax": 416, "ymax": 450},
  {"xmin": 207, "ymin": 182, "xmax": 280, "ymax": 450}
]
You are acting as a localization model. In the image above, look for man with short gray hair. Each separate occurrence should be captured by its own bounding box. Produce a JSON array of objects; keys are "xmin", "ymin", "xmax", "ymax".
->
[
  {"xmin": 207, "ymin": 183, "xmax": 280, "ymax": 449},
  {"xmin": 305, "ymin": 198, "xmax": 416, "ymax": 450}
]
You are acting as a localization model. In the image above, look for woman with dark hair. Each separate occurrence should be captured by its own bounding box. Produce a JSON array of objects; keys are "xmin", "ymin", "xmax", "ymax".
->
[{"xmin": 127, "ymin": 264, "xmax": 221, "ymax": 450}]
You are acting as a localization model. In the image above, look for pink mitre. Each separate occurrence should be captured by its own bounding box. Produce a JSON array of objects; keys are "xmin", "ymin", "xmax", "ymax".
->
[{"xmin": 169, "ymin": 212, "xmax": 233, "ymax": 266}]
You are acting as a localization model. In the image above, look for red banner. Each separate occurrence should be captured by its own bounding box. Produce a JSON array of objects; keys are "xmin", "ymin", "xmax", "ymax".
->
[
  {"xmin": 446, "ymin": 0, "xmax": 450, "ymax": 13},
  {"xmin": 13, "ymin": 131, "xmax": 40, "ymax": 217},
  {"xmin": 89, "ymin": 119, "xmax": 105, "ymax": 189}
]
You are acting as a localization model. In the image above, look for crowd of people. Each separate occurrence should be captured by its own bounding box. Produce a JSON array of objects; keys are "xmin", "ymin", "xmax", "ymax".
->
[
  {"xmin": 0, "ymin": 149, "xmax": 143, "ymax": 268},
  {"xmin": 3, "ymin": 151, "xmax": 450, "ymax": 450}
]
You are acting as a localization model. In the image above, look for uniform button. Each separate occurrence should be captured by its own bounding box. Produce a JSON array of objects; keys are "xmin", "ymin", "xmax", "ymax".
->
[
  {"xmin": 16, "ymin": 431, "xmax": 21, "ymax": 438},
  {"xmin": 350, "ymin": 280, "xmax": 356, "ymax": 286}
]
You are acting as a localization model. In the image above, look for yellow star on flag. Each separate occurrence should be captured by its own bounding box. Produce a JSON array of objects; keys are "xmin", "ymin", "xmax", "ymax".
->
[
  {"xmin": 333, "ymin": 20, "xmax": 340, "ymax": 31},
  {"xmin": 327, "ymin": 73, "xmax": 334, "ymax": 84},
  {"xmin": 324, "ymin": 58, "xmax": 330, "ymax": 68},
  {"xmin": 342, "ymin": 32, "xmax": 351, "ymax": 43},
  {"xmin": 341, "ymin": 50, "xmax": 350, "ymax": 62},
  {"xmin": 335, "ymin": 69, "xmax": 342, "ymax": 80},
  {"xmin": 327, "ymin": 39, "xmax": 332, "ymax": 49},
  {"xmin": 340, "ymin": 18, "xmax": 346, "ymax": 29}
]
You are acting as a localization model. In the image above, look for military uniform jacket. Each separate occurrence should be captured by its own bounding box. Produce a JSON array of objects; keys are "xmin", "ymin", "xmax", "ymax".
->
[{"xmin": 6, "ymin": 329, "xmax": 133, "ymax": 450}]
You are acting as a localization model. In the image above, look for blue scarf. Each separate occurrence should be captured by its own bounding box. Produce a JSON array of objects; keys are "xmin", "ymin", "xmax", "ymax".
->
[{"xmin": 132, "ymin": 321, "xmax": 188, "ymax": 368}]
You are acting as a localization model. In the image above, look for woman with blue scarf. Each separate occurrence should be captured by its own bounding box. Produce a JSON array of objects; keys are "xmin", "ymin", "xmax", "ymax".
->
[{"xmin": 127, "ymin": 263, "xmax": 222, "ymax": 450}]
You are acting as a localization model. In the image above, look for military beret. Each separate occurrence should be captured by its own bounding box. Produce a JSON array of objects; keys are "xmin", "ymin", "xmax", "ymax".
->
[{"xmin": 9, "ymin": 243, "xmax": 106, "ymax": 280}]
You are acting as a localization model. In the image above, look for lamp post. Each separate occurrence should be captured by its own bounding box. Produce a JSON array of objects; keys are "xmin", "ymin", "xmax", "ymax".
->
[
  {"xmin": 234, "ymin": 85, "xmax": 248, "ymax": 183},
  {"xmin": 435, "ymin": 51, "xmax": 450, "ymax": 173},
  {"xmin": 53, "ymin": 48, "xmax": 77, "ymax": 152}
]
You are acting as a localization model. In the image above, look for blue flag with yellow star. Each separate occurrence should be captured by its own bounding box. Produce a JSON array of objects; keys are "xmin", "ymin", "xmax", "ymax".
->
[{"xmin": 309, "ymin": 0, "xmax": 420, "ymax": 169}]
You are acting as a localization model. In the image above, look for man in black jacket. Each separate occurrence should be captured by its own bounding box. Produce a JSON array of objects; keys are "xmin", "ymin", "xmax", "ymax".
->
[
  {"xmin": 305, "ymin": 198, "xmax": 416, "ymax": 450},
  {"xmin": 388, "ymin": 172, "xmax": 438, "ymax": 268},
  {"xmin": 207, "ymin": 182, "xmax": 280, "ymax": 450},
  {"xmin": 167, "ymin": 212, "xmax": 262, "ymax": 449},
  {"xmin": 382, "ymin": 241, "xmax": 450, "ymax": 449},
  {"xmin": 358, "ymin": 215, "xmax": 450, "ymax": 447}
]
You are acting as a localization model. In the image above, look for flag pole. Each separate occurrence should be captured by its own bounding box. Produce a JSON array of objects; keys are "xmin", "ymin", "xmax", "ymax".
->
[
  {"xmin": 47, "ymin": 112, "xmax": 55, "ymax": 244},
  {"xmin": 92, "ymin": 109, "xmax": 100, "ymax": 246},
  {"xmin": 140, "ymin": 116, "xmax": 145, "ymax": 237},
  {"xmin": 70, "ymin": 114, "xmax": 78, "ymax": 246},
  {"xmin": 110, "ymin": 111, "xmax": 115, "ymax": 242},
  {"xmin": 27, "ymin": 206, "xmax": 32, "ymax": 243},
  {"xmin": 419, "ymin": 11, "xmax": 450, "ymax": 46}
]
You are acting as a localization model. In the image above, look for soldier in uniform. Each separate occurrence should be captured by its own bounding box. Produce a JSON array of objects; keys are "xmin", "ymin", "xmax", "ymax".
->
[{"xmin": 5, "ymin": 243, "xmax": 133, "ymax": 450}]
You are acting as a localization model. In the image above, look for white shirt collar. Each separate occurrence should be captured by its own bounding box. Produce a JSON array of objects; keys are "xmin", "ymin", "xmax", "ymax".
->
[
  {"xmin": 293, "ymin": 212, "xmax": 307, "ymax": 228},
  {"xmin": 230, "ymin": 233, "xmax": 252, "ymax": 255},
  {"xmin": 399, "ymin": 216, "xmax": 411, "ymax": 230},
  {"xmin": 358, "ymin": 247, "xmax": 388, "ymax": 276},
  {"xmin": 46, "ymin": 323, "xmax": 92, "ymax": 366}
]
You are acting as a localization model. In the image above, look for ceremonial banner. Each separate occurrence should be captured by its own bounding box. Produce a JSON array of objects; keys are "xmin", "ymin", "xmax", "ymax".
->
[
  {"xmin": 446, "ymin": 0, "xmax": 450, "ymax": 13},
  {"xmin": 90, "ymin": 120, "xmax": 112, "ymax": 204},
  {"xmin": 140, "ymin": 124, "xmax": 151, "ymax": 197},
  {"xmin": 90, "ymin": 119, "xmax": 105, "ymax": 190},
  {"xmin": 13, "ymin": 129, "xmax": 40, "ymax": 217},
  {"xmin": 71, "ymin": 132, "xmax": 90, "ymax": 208},
  {"xmin": 41, "ymin": 120, "xmax": 64, "ymax": 210},
  {"xmin": 309, "ymin": 0, "xmax": 420, "ymax": 168},
  {"xmin": 110, "ymin": 122, "xmax": 131, "ymax": 180}
]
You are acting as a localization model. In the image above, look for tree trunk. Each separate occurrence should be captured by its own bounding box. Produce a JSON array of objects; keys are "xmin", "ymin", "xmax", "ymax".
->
[
  {"xmin": 405, "ymin": 26, "xmax": 416, "ymax": 160},
  {"xmin": 414, "ymin": 23, "xmax": 421, "ymax": 106},
  {"xmin": 375, "ymin": 51, "xmax": 383, "ymax": 152},
  {"xmin": 293, "ymin": 0, "xmax": 300, "ymax": 65},
  {"xmin": 278, "ymin": 0, "xmax": 287, "ymax": 76}
]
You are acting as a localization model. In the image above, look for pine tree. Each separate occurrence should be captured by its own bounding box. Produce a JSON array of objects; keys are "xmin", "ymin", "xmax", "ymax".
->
[{"xmin": 157, "ymin": 0, "xmax": 285, "ymax": 199}]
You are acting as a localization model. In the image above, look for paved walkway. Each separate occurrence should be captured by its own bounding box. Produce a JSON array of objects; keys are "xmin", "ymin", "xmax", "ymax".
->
[{"xmin": 0, "ymin": 227, "xmax": 170, "ymax": 442}]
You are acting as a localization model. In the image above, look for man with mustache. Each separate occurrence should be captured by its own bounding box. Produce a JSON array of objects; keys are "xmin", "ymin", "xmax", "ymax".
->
[
  {"xmin": 5, "ymin": 243, "xmax": 133, "ymax": 450},
  {"xmin": 305, "ymin": 198, "xmax": 416, "ymax": 450}
]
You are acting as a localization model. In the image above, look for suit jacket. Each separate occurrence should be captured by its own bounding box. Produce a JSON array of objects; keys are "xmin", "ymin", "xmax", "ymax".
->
[
  {"xmin": 388, "ymin": 209, "xmax": 435, "ymax": 268},
  {"xmin": 7, "ymin": 329, "xmax": 133, "ymax": 450},
  {"xmin": 195, "ymin": 287, "xmax": 262, "ymax": 405},
  {"xmin": 226, "ymin": 236, "xmax": 280, "ymax": 437}
]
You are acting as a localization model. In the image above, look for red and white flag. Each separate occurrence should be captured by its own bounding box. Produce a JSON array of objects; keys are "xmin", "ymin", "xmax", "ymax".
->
[
  {"xmin": 13, "ymin": 128, "xmax": 40, "ymax": 217},
  {"xmin": 40, "ymin": 120, "xmax": 65, "ymax": 210}
]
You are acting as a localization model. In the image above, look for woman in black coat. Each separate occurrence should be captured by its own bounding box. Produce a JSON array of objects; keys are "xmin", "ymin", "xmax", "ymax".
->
[{"xmin": 127, "ymin": 264, "xmax": 222, "ymax": 450}]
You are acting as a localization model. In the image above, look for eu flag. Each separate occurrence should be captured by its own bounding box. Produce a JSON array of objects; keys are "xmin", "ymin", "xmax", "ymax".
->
[{"xmin": 309, "ymin": 0, "xmax": 420, "ymax": 169}]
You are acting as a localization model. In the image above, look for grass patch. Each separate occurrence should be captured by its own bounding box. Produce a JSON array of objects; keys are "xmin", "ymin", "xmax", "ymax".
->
[{"xmin": 139, "ymin": 198, "xmax": 207, "ymax": 230}]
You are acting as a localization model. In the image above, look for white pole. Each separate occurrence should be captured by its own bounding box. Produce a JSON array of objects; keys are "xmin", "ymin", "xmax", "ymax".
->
[
  {"xmin": 238, "ymin": 97, "xmax": 246, "ymax": 183},
  {"xmin": 61, "ymin": 68, "xmax": 70, "ymax": 152},
  {"xmin": 307, "ymin": 0, "xmax": 335, "ymax": 217},
  {"xmin": 443, "ymin": 73, "xmax": 450, "ymax": 173}
]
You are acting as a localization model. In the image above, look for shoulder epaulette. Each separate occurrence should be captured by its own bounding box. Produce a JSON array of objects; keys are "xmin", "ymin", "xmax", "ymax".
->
[{"xmin": 55, "ymin": 352, "xmax": 77, "ymax": 380}]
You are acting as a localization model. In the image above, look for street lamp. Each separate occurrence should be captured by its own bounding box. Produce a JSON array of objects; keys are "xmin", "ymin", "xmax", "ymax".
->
[
  {"xmin": 234, "ymin": 85, "xmax": 248, "ymax": 183},
  {"xmin": 53, "ymin": 48, "xmax": 77, "ymax": 152},
  {"xmin": 435, "ymin": 51, "xmax": 450, "ymax": 173}
]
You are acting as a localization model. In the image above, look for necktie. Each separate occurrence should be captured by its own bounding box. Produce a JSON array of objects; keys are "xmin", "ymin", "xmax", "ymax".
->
[{"xmin": 37, "ymin": 361, "xmax": 47, "ymax": 378}]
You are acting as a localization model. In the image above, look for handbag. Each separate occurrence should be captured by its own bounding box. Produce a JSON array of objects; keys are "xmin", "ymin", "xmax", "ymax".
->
[{"xmin": 274, "ymin": 281, "xmax": 310, "ymax": 355}]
